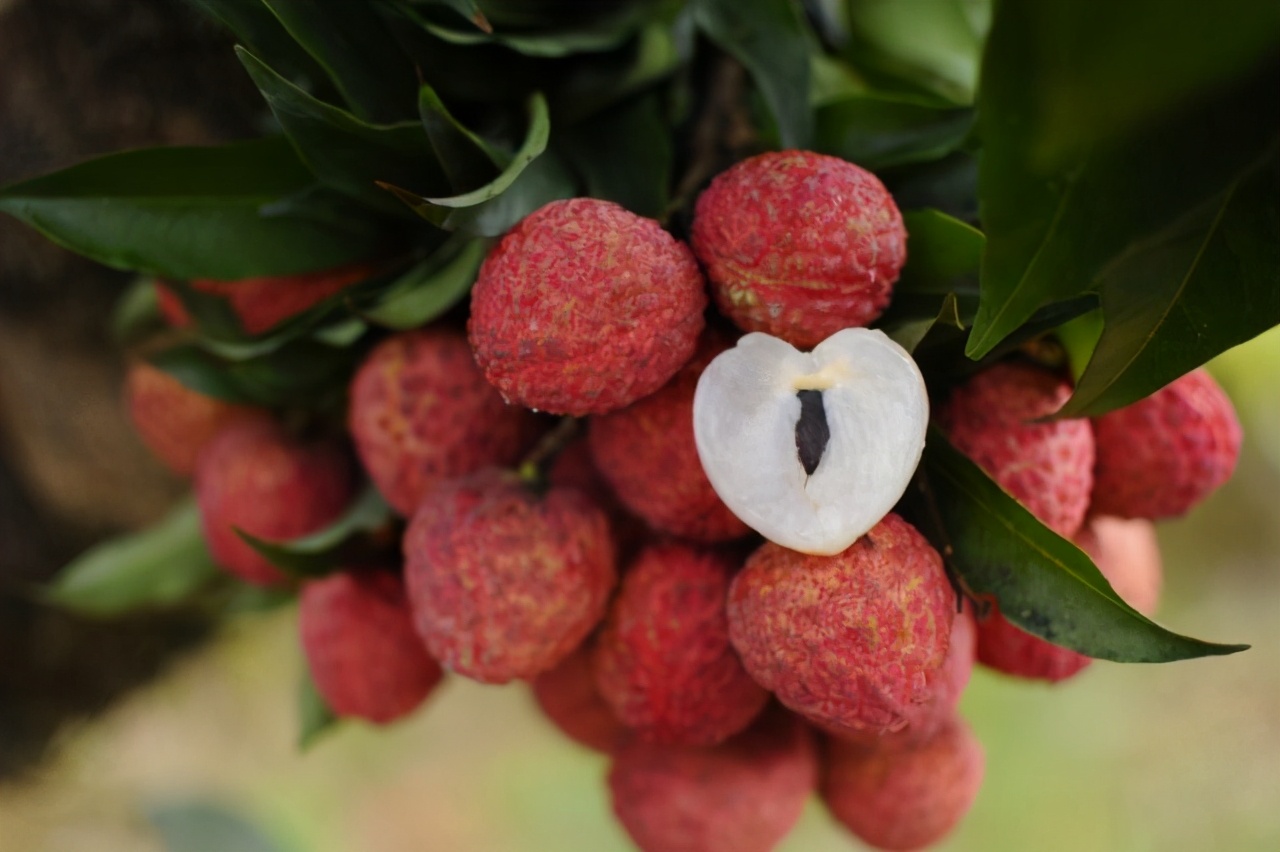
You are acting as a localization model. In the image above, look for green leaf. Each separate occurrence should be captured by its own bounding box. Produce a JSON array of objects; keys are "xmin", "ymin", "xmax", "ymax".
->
[
  {"xmin": 186, "ymin": 0, "xmax": 328, "ymax": 86},
  {"xmin": 879, "ymin": 209, "xmax": 983, "ymax": 329},
  {"xmin": 1060, "ymin": 149, "xmax": 1280, "ymax": 416},
  {"xmin": 815, "ymin": 93, "xmax": 972, "ymax": 170},
  {"xmin": 408, "ymin": 0, "xmax": 650, "ymax": 58},
  {"xmin": 148, "ymin": 801, "xmax": 287, "ymax": 852},
  {"xmin": 0, "ymin": 139, "xmax": 382, "ymax": 280},
  {"xmin": 693, "ymin": 0, "xmax": 815, "ymax": 149},
  {"xmin": 418, "ymin": 83, "xmax": 508, "ymax": 193},
  {"xmin": 237, "ymin": 486, "xmax": 393, "ymax": 577},
  {"xmin": 238, "ymin": 48, "xmax": 448, "ymax": 213},
  {"xmin": 298, "ymin": 667, "xmax": 340, "ymax": 750},
  {"xmin": 44, "ymin": 498, "xmax": 220, "ymax": 618},
  {"xmin": 111, "ymin": 276, "xmax": 162, "ymax": 344},
  {"xmin": 555, "ymin": 92, "xmax": 672, "ymax": 218},
  {"xmin": 261, "ymin": 0, "xmax": 418, "ymax": 122},
  {"xmin": 888, "ymin": 291, "xmax": 966, "ymax": 355},
  {"xmin": 363, "ymin": 238, "xmax": 488, "ymax": 329},
  {"xmin": 916, "ymin": 430, "xmax": 1248, "ymax": 663},
  {"xmin": 150, "ymin": 339, "xmax": 362, "ymax": 409},
  {"xmin": 970, "ymin": 33, "xmax": 1280, "ymax": 359}
]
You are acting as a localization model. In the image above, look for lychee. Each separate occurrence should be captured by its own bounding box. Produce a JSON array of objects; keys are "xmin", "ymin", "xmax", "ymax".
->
[
  {"xmin": 546, "ymin": 437, "xmax": 648, "ymax": 558},
  {"xmin": 588, "ymin": 328, "xmax": 750, "ymax": 543},
  {"xmin": 691, "ymin": 150, "xmax": 906, "ymax": 348},
  {"xmin": 124, "ymin": 360, "xmax": 260, "ymax": 476},
  {"xmin": 531, "ymin": 641, "xmax": 628, "ymax": 753},
  {"xmin": 468, "ymin": 197, "xmax": 708, "ymax": 415},
  {"xmin": 299, "ymin": 569, "xmax": 444, "ymax": 724},
  {"xmin": 592, "ymin": 541, "xmax": 768, "ymax": 746},
  {"xmin": 727, "ymin": 513, "xmax": 954, "ymax": 738},
  {"xmin": 939, "ymin": 361, "xmax": 1094, "ymax": 538},
  {"xmin": 1091, "ymin": 368, "xmax": 1241, "ymax": 519},
  {"xmin": 195, "ymin": 418, "xmax": 358, "ymax": 586},
  {"xmin": 347, "ymin": 327, "xmax": 545, "ymax": 516},
  {"xmin": 403, "ymin": 469, "xmax": 616, "ymax": 684},
  {"xmin": 608, "ymin": 706, "xmax": 818, "ymax": 852},
  {"xmin": 821, "ymin": 715, "xmax": 985, "ymax": 852},
  {"xmin": 693, "ymin": 328, "xmax": 928, "ymax": 555}
]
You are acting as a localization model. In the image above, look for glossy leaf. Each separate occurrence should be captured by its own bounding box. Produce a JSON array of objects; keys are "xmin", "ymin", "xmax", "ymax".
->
[
  {"xmin": 44, "ymin": 499, "xmax": 219, "ymax": 618},
  {"xmin": 693, "ymin": 0, "xmax": 814, "ymax": 149},
  {"xmin": 363, "ymin": 238, "xmax": 488, "ymax": 329},
  {"xmin": 879, "ymin": 209, "xmax": 982, "ymax": 329},
  {"xmin": 815, "ymin": 92, "xmax": 972, "ymax": 169},
  {"xmin": 916, "ymin": 431, "xmax": 1248, "ymax": 662},
  {"xmin": 298, "ymin": 668, "xmax": 340, "ymax": 750},
  {"xmin": 555, "ymin": 92, "xmax": 672, "ymax": 218},
  {"xmin": 0, "ymin": 139, "xmax": 382, "ymax": 280},
  {"xmin": 150, "ymin": 339, "xmax": 362, "ymax": 409},
  {"xmin": 186, "ymin": 0, "xmax": 328, "ymax": 86},
  {"xmin": 418, "ymin": 83, "xmax": 508, "ymax": 193},
  {"xmin": 237, "ymin": 486, "xmax": 393, "ymax": 577}
]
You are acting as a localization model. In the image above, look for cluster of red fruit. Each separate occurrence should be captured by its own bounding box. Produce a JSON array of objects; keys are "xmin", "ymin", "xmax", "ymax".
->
[{"xmin": 123, "ymin": 150, "xmax": 1241, "ymax": 851}]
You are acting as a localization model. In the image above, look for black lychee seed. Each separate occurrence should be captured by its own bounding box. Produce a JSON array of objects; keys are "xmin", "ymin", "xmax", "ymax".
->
[{"xmin": 795, "ymin": 390, "xmax": 830, "ymax": 476}]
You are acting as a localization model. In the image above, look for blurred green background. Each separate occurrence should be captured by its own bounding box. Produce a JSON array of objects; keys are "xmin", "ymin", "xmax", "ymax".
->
[{"xmin": 1, "ymin": 327, "xmax": 1277, "ymax": 852}]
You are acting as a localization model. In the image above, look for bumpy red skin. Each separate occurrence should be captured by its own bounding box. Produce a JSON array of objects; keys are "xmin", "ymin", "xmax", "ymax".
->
[
  {"xmin": 195, "ymin": 419, "xmax": 358, "ymax": 586},
  {"xmin": 975, "ymin": 516, "xmax": 1163, "ymax": 682},
  {"xmin": 691, "ymin": 150, "xmax": 906, "ymax": 349},
  {"xmin": 608, "ymin": 706, "xmax": 817, "ymax": 852},
  {"xmin": 939, "ymin": 361, "xmax": 1095, "ymax": 539},
  {"xmin": 1091, "ymin": 368, "xmax": 1242, "ymax": 519},
  {"xmin": 821, "ymin": 716, "xmax": 985, "ymax": 852},
  {"xmin": 403, "ymin": 470, "xmax": 617, "ymax": 684},
  {"xmin": 547, "ymin": 438, "xmax": 648, "ymax": 558},
  {"xmin": 532, "ymin": 641, "xmax": 628, "ymax": 753},
  {"xmin": 468, "ymin": 198, "xmax": 708, "ymax": 415},
  {"xmin": 299, "ymin": 570, "xmax": 444, "ymax": 725},
  {"xmin": 347, "ymin": 328, "xmax": 545, "ymax": 516},
  {"xmin": 588, "ymin": 328, "xmax": 751, "ymax": 543},
  {"xmin": 728, "ymin": 514, "xmax": 954, "ymax": 738},
  {"xmin": 592, "ymin": 542, "xmax": 768, "ymax": 746},
  {"xmin": 124, "ymin": 361, "xmax": 260, "ymax": 476}
]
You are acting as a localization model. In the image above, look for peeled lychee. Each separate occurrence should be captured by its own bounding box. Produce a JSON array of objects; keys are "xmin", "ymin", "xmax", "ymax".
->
[
  {"xmin": 299, "ymin": 569, "xmax": 444, "ymax": 724},
  {"xmin": 403, "ymin": 469, "xmax": 616, "ymax": 684},
  {"xmin": 124, "ymin": 361, "xmax": 259, "ymax": 476},
  {"xmin": 691, "ymin": 150, "xmax": 906, "ymax": 348},
  {"xmin": 821, "ymin": 716, "xmax": 985, "ymax": 852},
  {"xmin": 727, "ymin": 514, "xmax": 954, "ymax": 738},
  {"xmin": 939, "ymin": 361, "xmax": 1094, "ymax": 538},
  {"xmin": 195, "ymin": 418, "xmax": 358, "ymax": 586},
  {"xmin": 347, "ymin": 327, "xmax": 544, "ymax": 516},
  {"xmin": 588, "ymin": 328, "xmax": 750, "ymax": 543},
  {"xmin": 531, "ymin": 641, "xmax": 628, "ymax": 753},
  {"xmin": 592, "ymin": 541, "xmax": 768, "ymax": 746},
  {"xmin": 1091, "ymin": 368, "xmax": 1242, "ymax": 519},
  {"xmin": 468, "ymin": 198, "xmax": 708, "ymax": 415},
  {"xmin": 693, "ymin": 328, "xmax": 928, "ymax": 555},
  {"xmin": 608, "ymin": 706, "xmax": 818, "ymax": 852}
]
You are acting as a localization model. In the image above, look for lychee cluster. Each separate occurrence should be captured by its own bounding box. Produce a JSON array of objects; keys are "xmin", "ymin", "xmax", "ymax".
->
[{"xmin": 119, "ymin": 149, "xmax": 1242, "ymax": 851}]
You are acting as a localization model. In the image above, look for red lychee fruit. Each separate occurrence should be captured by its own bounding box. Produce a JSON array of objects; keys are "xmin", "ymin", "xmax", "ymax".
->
[
  {"xmin": 531, "ymin": 641, "xmax": 628, "ymax": 753},
  {"xmin": 195, "ymin": 418, "xmax": 358, "ymax": 586},
  {"xmin": 124, "ymin": 361, "xmax": 260, "ymax": 476},
  {"xmin": 347, "ymin": 327, "xmax": 545, "ymax": 516},
  {"xmin": 299, "ymin": 569, "xmax": 444, "ymax": 724},
  {"xmin": 546, "ymin": 437, "xmax": 648, "ymax": 558},
  {"xmin": 975, "ymin": 515, "xmax": 1164, "ymax": 682},
  {"xmin": 1091, "ymin": 368, "xmax": 1242, "ymax": 519},
  {"xmin": 403, "ymin": 469, "xmax": 616, "ymax": 684},
  {"xmin": 691, "ymin": 150, "xmax": 906, "ymax": 349},
  {"xmin": 727, "ymin": 514, "xmax": 955, "ymax": 739},
  {"xmin": 821, "ymin": 715, "xmax": 985, "ymax": 852},
  {"xmin": 592, "ymin": 541, "xmax": 768, "ymax": 746},
  {"xmin": 939, "ymin": 361, "xmax": 1095, "ymax": 538},
  {"xmin": 588, "ymin": 328, "xmax": 751, "ymax": 543},
  {"xmin": 608, "ymin": 706, "xmax": 818, "ymax": 852},
  {"xmin": 161, "ymin": 259, "xmax": 378, "ymax": 335},
  {"xmin": 890, "ymin": 604, "xmax": 977, "ymax": 746},
  {"xmin": 468, "ymin": 198, "xmax": 708, "ymax": 415}
]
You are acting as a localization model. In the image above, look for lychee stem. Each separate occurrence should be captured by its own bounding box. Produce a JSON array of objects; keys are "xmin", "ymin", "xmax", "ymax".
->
[{"xmin": 517, "ymin": 417, "xmax": 581, "ymax": 485}]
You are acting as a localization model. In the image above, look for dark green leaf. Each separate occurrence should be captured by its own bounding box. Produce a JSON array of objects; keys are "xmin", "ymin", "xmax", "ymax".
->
[
  {"xmin": 970, "ymin": 38, "xmax": 1280, "ymax": 359},
  {"xmin": 888, "ymin": 291, "xmax": 966, "ymax": 355},
  {"xmin": 237, "ymin": 486, "xmax": 393, "ymax": 577},
  {"xmin": 916, "ymin": 430, "xmax": 1248, "ymax": 662},
  {"xmin": 879, "ymin": 209, "xmax": 982, "ymax": 328},
  {"xmin": 815, "ymin": 93, "xmax": 972, "ymax": 170},
  {"xmin": 44, "ymin": 499, "xmax": 219, "ymax": 618},
  {"xmin": 298, "ymin": 667, "xmax": 340, "ymax": 750},
  {"xmin": 418, "ymin": 83, "xmax": 508, "ymax": 193},
  {"xmin": 421, "ymin": 0, "xmax": 492, "ymax": 33},
  {"xmin": 693, "ymin": 0, "xmax": 815, "ymax": 149},
  {"xmin": 409, "ymin": 0, "xmax": 651, "ymax": 58},
  {"xmin": 555, "ymin": 92, "xmax": 672, "ymax": 218},
  {"xmin": 363, "ymin": 238, "xmax": 488, "ymax": 328},
  {"xmin": 238, "ymin": 48, "xmax": 448, "ymax": 212},
  {"xmin": 261, "ymin": 0, "xmax": 418, "ymax": 122},
  {"xmin": 150, "ymin": 338, "xmax": 362, "ymax": 409},
  {"xmin": 1060, "ymin": 150, "xmax": 1280, "ymax": 416},
  {"xmin": 149, "ymin": 801, "xmax": 287, "ymax": 852},
  {"xmin": 111, "ymin": 276, "xmax": 162, "ymax": 344},
  {"xmin": 551, "ymin": 21, "xmax": 687, "ymax": 124},
  {"xmin": 0, "ymin": 139, "xmax": 382, "ymax": 280},
  {"xmin": 186, "ymin": 0, "xmax": 328, "ymax": 86}
]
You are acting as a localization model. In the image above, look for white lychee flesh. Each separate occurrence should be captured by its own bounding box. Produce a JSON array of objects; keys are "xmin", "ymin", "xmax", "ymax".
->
[{"xmin": 692, "ymin": 329, "xmax": 928, "ymax": 555}]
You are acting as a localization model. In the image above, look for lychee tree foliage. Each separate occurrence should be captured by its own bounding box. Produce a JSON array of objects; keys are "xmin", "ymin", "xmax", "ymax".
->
[{"xmin": 4, "ymin": 0, "xmax": 1277, "ymax": 793}]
